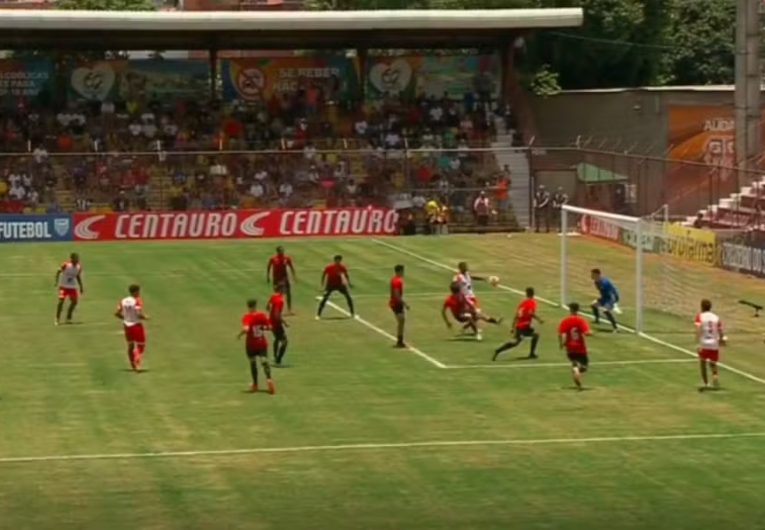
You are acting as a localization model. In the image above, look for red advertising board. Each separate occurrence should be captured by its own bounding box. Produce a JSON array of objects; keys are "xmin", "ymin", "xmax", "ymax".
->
[
  {"xmin": 579, "ymin": 214, "xmax": 620, "ymax": 242},
  {"xmin": 73, "ymin": 208, "xmax": 399, "ymax": 241}
]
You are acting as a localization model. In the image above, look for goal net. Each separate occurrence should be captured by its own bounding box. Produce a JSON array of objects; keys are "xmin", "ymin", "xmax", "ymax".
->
[{"xmin": 560, "ymin": 204, "xmax": 751, "ymax": 337}]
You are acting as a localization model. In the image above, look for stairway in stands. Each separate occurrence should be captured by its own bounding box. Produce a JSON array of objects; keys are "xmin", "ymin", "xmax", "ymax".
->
[
  {"xmin": 491, "ymin": 126, "xmax": 531, "ymax": 229},
  {"xmin": 689, "ymin": 176, "xmax": 765, "ymax": 228}
]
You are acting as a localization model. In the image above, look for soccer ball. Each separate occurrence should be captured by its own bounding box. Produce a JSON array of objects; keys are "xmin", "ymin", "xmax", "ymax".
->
[{"xmin": 488, "ymin": 276, "xmax": 500, "ymax": 287}]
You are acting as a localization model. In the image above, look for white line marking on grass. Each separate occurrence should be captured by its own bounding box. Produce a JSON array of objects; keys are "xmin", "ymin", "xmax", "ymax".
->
[
  {"xmin": 2, "ymin": 431, "xmax": 765, "ymax": 465},
  {"xmin": 445, "ymin": 358, "xmax": 696, "ymax": 370},
  {"xmin": 318, "ymin": 297, "xmax": 447, "ymax": 369},
  {"xmin": 371, "ymin": 238, "xmax": 765, "ymax": 387}
]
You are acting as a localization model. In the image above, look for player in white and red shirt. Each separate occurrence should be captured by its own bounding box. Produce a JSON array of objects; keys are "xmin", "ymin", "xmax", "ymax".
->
[
  {"xmin": 115, "ymin": 284, "xmax": 149, "ymax": 372},
  {"xmin": 694, "ymin": 299, "xmax": 725, "ymax": 391},
  {"xmin": 54, "ymin": 252, "xmax": 84, "ymax": 326},
  {"xmin": 452, "ymin": 261, "xmax": 502, "ymax": 335}
]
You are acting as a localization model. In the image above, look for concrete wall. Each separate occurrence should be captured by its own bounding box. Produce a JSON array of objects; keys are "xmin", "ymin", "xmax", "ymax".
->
[{"xmin": 531, "ymin": 89, "xmax": 737, "ymax": 156}]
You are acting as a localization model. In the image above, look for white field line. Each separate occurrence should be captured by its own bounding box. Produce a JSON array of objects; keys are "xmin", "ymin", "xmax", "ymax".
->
[
  {"xmin": 0, "ymin": 261, "xmax": 513, "ymax": 279},
  {"xmin": 371, "ymin": 238, "xmax": 765, "ymax": 386},
  {"xmin": 445, "ymin": 358, "xmax": 696, "ymax": 370},
  {"xmin": 2, "ymin": 431, "xmax": 765, "ymax": 465},
  {"xmin": 318, "ymin": 297, "xmax": 447, "ymax": 369}
]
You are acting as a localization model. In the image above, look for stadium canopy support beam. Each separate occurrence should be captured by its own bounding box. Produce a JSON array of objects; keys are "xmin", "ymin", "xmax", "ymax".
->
[{"xmin": 209, "ymin": 48, "xmax": 218, "ymax": 101}]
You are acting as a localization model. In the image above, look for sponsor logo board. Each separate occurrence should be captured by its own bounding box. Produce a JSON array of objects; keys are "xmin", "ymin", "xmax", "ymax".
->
[
  {"xmin": 73, "ymin": 208, "xmax": 399, "ymax": 241},
  {"xmin": 0, "ymin": 214, "xmax": 72, "ymax": 243}
]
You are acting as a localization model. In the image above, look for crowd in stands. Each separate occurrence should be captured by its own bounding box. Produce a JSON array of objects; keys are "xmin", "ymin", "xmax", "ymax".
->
[{"xmin": 0, "ymin": 82, "xmax": 516, "ymax": 219}]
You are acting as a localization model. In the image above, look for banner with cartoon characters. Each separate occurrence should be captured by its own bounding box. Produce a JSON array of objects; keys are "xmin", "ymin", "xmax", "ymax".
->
[
  {"xmin": 365, "ymin": 54, "xmax": 500, "ymax": 100},
  {"xmin": 221, "ymin": 57, "xmax": 360, "ymax": 102},
  {"xmin": 68, "ymin": 60, "xmax": 210, "ymax": 102},
  {"xmin": 0, "ymin": 59, "xmax": 52, "ymax": 106}
]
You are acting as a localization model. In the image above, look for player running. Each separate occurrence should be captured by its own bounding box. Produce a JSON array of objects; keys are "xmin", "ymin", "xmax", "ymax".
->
[
  {"xmin": 238, "ymin": 299, "xmax": 275, "ymax": 394},
  {"xmin": 316, "ymin": 255, "xmax": 355, "ymax": 319},
  {"xmin": 442, "ymin": 282, "xmax": 482, "ymax": 339},
  {"xmin": 267, "ymin": 283, "xmax": 289, "ymax": 366},
  {"xmin": 493, "ymin": 287, "xmax": 543, "ymax": 361},
  {"xmin": 694, "ymin": 299, "xmax": 725, "ymax": 391},
  {"xmin": 590, "ymin": 268, "xmax": 620, "ymax": 331},
  {"xmin": 558, "ymin": 302, "xmax": 592, "ymax": 390},
  {"xmin": 114, "ymin": 284, "xmax": 149, "ymax": 372},
  {"xmin": 267, "ymin": 246, "xmax": 296, "ymax": 314},
  {"xmin": 389, "ymin": 264, "xmax": 408, "ymax": 348},
  {"xmin": 55, "ymin": 252, "xmax": 84, "ymax": 325}
]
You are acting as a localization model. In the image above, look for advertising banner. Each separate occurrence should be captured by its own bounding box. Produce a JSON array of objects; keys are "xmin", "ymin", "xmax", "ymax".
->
[
  {"xmin": 68, "ymin": 60, "xmax": 127, "ymax": 101},
  {"xmin": 73, "ymin": 208, "xmax": 399, "ymax": 241},
  {"xmin": 667, "ymin": 105, "xmax": 738, "ymax": 164},
  {"xmin": 121, "ymin": 60, "xmax": 209, "ymax": 100},
  {"xmin": 719, "ymin": 240, "xmax": 765, "ymax": 278},
  {"xmin": 580, "ymin": 214, "xmax": 620, "ymax": 243},
  {"xmin": 0, "ymin": 214, "xmax": 73, "ymax": 243},
  {"xmin": 365, "ymin": 54, "xmax": 500, "ymax": 100},
  {"xmin": 221, "ymin": 57, "xmax": 360, "ymax": 102},
  {"xmin": 0, "ymin": 59, "xmax": 52, "ymax": 105},
  {"xmin": 68, "ymin": 60, "xmax": 209, "ymax": 101},
  {"xmin": 662, "ymin": 223, "xmax": 718, "ymax": 265}
]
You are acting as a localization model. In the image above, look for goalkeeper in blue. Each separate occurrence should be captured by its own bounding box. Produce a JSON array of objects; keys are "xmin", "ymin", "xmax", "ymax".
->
[{"xmin": 590, "ymin": 268, "xmax": 620, "ymax": 331}]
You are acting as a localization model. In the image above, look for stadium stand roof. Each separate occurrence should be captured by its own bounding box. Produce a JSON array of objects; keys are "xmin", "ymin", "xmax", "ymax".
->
[{"xmin": 0, "ymin": 8, "xmax": 584, "ymax": 50}]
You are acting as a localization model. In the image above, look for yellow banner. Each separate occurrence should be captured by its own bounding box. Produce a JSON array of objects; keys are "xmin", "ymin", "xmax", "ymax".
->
[{"xmin": 662, "ymin": 223, "xmax": 718, "ymax": 265}]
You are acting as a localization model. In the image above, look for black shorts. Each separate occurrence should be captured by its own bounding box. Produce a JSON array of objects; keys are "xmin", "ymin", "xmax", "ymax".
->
[
  {"xmin": 390, "ymin": 302, "xmax": 405, "ymax": 315},
  {"xmin": 567, "ymin": 352, "xmax": 589, "ymax": 367},
  {"xmin": 514, "ymin": 326, "xmax": 535, "ymax": 340},
  {"xmin": 272, "ymin": 322, "xmax": 287, "ymax": 341},
  {"xmin": 246, "ymin": 346, "xmax": 268, "ymax": 359},
  {"xmin": 325, "ymin": 285, "xmax": 349, "ymax": 296}
]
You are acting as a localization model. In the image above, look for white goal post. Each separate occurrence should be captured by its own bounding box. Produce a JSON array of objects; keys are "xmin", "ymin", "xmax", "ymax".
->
[{"xmin": 559, "ymin": 204, "xmax": 739, "ymax": 338}]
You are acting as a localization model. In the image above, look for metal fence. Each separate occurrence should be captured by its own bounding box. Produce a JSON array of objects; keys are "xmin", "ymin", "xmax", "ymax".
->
[
  {"xmin": 2, "ymin": 145, "xmax": 764, "ymax": 228},
  {"xmin": 528, "ymin": 147, "xmax": 765, "ymax": 221}
]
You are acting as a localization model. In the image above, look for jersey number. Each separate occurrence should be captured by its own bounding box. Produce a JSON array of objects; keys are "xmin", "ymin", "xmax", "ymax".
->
[
  {"xmin": 569, "ymin": 327, "xmax": 581, "ymax": 340},
  {"xmin": 250, "ymin": 325, "xmax": 265, "ymax": 338}
]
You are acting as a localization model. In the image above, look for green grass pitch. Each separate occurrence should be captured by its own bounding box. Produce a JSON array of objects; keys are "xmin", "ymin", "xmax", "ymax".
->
[{"xmin": 1, "ymin": 234, "xmax": 765, "ymax": 529}]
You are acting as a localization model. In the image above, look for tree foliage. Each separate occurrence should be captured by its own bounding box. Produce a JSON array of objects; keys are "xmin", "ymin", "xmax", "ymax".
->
[{"xmin": 306, "ymin": 0, "xmax": 741, "ymax": 90}]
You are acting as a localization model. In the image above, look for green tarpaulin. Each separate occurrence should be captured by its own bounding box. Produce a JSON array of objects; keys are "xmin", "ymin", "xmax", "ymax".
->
[{"xmin": 576, "ymin": 163, "xmax": 629, "ymax": 183}]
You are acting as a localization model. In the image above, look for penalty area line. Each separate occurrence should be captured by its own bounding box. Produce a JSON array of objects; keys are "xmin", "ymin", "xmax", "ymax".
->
[
  {"xmin": 371, "ymin": 238, "xmax": 765, "ymax": 387},
  {"xmin": 445, "ymin": 358, "xmax": 696, "ymax": 370},
  {"xmin": 317, "ymin": 297, "xmax": 447, "ymax": 369},
  {"xmin": 2, "ymin": 431, "xmax": 765, "ymax": 465}
]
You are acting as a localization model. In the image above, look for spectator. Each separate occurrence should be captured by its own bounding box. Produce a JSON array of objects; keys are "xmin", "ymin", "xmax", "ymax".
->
[
  {"xmin": 75, "ymin": 196, "xmax": 92, "ymax": 212},
  {"xmin": 278, "ymin": 180, "xmax": 294, "ymax": 205},
  {"xmin": 113, "ymin": 191, "xmax": 129, "ymax": 212},
  {"xmin": 473, "ymin": 190, "xmax": 491, "ymax": 229}
]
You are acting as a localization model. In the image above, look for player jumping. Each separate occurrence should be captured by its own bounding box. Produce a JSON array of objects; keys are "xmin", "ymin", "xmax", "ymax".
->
[
  {"xmin": 389, "ymin": 264, "xmax": 408, "ymax": 348},
  {"xmin": 453, "ymin": 261, "xmax": 502, "ymax": 334},
  {"xmin": 267, "ymin": 283, "xmax": 289, "ymax": 366},
  {"xmin": 55, "ymin": 252, "xmax": 84, "ymax": 325},
  {"xmin": 694, "ymin": 298, "xmax": 725, "ymax": 391},
  {"xmin": 558, "ymin": 302, "xmax": 592, "ymax": 390},
  {"xmin": 316, "ymin": 255, "xmax": 355, "ymax": 319},
  {"xmin": 590, "ymin": 268, "xmax": 619, "ymax": 332},
  {"xmin": 442, "ymin": 282, "xmax": 479, "ymax": 336},
  {"xmin": 493, "ymin": 287, "xmax": 543, "ymax": 360},
  {"xmin": 115, "ymin": 284, "xmax": 149, "ymax": 372},
  {"xmin": 267, "ymin": 246, "xmax": 296, "ymax": 314},
  {"xmin": 238, "ymin": 299, "xmax": 275, "ymax": 394}
]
